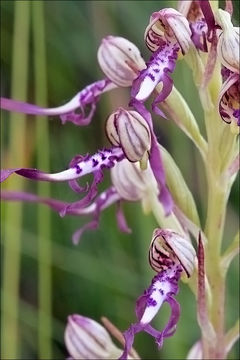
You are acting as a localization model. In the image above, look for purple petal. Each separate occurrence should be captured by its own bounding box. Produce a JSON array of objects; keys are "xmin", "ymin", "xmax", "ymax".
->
[
  {"xmin": 190, "ymin": 20, "xmax": 208, "ymax": 52},
  {"xmin": 199, "ymin": 1, "xmax": 216, "ymax": 40},
  {"xmin": 60, "ymin": 169, "xmax": 104, "ymax": 217},
  {"xmin": 119, "ymin": 325, "xmax": 139, "ymax": 360},
  {"xmin": 120, "ymin": 265, "xmax": 182, "ymax": 359},
  {"xmin": 116, "ymin": 202, "xmax": 132, "ymax": 233},
  {"xmin": 72, "ymin": 219, "xmax": 99, "ymax": 245},
  {"xmin": 131, "ymin": 41, "xmax": 179, "ymax": 105},
  {"xmin": 1, "ymin": 147, "xmax": 125, "ymax": 183},
  {"xmin": 1, "ymin": 190, "xmax": 68, "ymax": 213},
  {"xmin": 162, "ymin": 296, "xmax": 180, "ymax": 338},
  {"xmin": 1, "ymin": 79, "xmax": 117, "ymax": 126},
  {"xmin": 1, "ymin": 187, "xmax": 122, "ymax": 243},
  {"xmin": 0, "ymin": 168, "xmax": 21, "ymax": 182},
  {"xmin": 71, "ymin": 186, "xmax": 121, "ymax": 244}
]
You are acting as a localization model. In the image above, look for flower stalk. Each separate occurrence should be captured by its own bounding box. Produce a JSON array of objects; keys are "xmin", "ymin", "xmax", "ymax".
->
[
  {"xmin": 32, "ymin": 1, "xmax": 52, "ymax": 358},
  {"xmin": 1, "ymin": 2, "xmax": 30, "ymax": 359}
]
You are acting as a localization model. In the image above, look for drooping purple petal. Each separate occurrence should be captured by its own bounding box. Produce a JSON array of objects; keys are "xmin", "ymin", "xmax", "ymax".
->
[
  {"xmin": 70, "ymin": 186, "xmax": 122, "ymax": 244},
  {"xmin": 119, "ymin": 264, "xmax": 182, "ymax": 360},
  {"xmin": 1, "ymin": 190, "xmax": 68, "ymax": 213},
  {"xmin": 68, "ymin": 155, "xmax": 90, "ymax": 193},
  {"xmin": 1, "ymin": 147, "xmax": 125, "ymax": 183},
  {"xmin": 116, "ymin": 202, "xmax": 132, "ymax": 234},
  {"xmin": 0, "ymin": 168, "xmax": 21, "ymax": 182},
  {"xmin": 130, "ymin": 100, "xmax": 173, "ymax": 215},
  {"xmin": 60, "ymin": 169, "xmax": 104, "ymax": 217},
  {"xmin": 1, "ymin": 186, "xmax": 122, "ymax": 243},
  {"xmin": 198, "ymin": 0, "xmax": 217, "ymax": 40},
  {"xmin": 131, "ymin": 41, "xmax": 179, "ymax": 107},
  {"xmin": 72, "ymin": 219, "xmax": 99, "ymax": 245},
  {"xmin": 1, "ymin": 79, "xmax": 117, "ymax": 126},
  {"xmin": 190, "ymin": 20, "xmax": 208, "ymax": 52}
]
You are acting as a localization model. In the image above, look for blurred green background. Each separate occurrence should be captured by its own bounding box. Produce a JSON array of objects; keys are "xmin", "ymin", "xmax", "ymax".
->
[{"xmin": 1, "ymin": 1, "xmax": 239, "ymax": 359}]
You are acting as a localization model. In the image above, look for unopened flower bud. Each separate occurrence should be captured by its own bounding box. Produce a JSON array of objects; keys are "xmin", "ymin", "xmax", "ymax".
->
[
  {"xmin": 97, "ymin": 36, "xmax": 146, "ymax": 87},
  {"xmin": 111, "ymin": 159, "xmax": 157, "ymax": 202},
  {"xmin": 65, "ymin": 314, "xmax": 122, "ymax": 359},
  {"xmin": 106, "ymin": 108, "xmax": 151, "ymax": 163},
  {"xmin": 216, "ymin": 9, "xmax": 239, "ymax": 73},
  {"xmin": 144, "ymin": 8, "xmax": 192, "ymax": 55},
  {"xmin": 149, "ymin": 228, "xmax": 196, "ymax": 277}
]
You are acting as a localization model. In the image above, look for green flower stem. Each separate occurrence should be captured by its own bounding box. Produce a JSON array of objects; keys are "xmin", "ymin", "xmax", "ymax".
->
[
  {"xmin": 1, "ymin": 2, "xmax": 30, "ymax": 359},
  {"xmin": 203, "ymin": 131, "xmax": 230, "ymax": 359},
  {"xmin": 148, "ymin": 193, "xmax": 185, "ymax": 235},
  {"xmin": 157, "ymin": 85, "xmax": 208, "ymax": 162},
  {"xmin": 32, "ymin": 2, "xmax": 52, "ymax": 359}
]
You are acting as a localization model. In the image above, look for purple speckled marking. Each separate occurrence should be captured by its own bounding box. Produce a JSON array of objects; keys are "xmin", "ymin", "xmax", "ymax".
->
[
  {"xmin": 92, "ymin": 159, "xmax": 99, "ymax": 167},
  {"xmin": 75, "ymin": 165, "xmax": 82, "ymax": 174},
  {"xmin": 159, "ymin": 289, "xmax": 164, "ymax": 295},
  {"xmin": 147, "ymin": 73, "xmax": 155, "ymax": 81},
  {"xmin": 147, "ymin": 298, "xmax": 157, "ymax": 307}
]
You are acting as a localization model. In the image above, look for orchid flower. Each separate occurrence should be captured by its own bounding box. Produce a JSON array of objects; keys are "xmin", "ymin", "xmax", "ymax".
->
[
  {"xmin": 178, "ymin": 0, "xmax": 208, "ymax": 52},
  {"xmin": 0, "ymin": 79, "xmax": 117, "ymax": 126},
  {"xmin": 0, "ymin": 154, "xmax": 171, "ymax": 244},
  {"xmin": 120, "ymin": 229, "xmax": 196, "ymax": 360},
  {"xmin": 218, "ymin": 68, "xmax": 240, "ymax": 130},
  {"xmin": 131, "ymin": 8, "xmax": 192, "ymax": 113},
  {"xmin": 214, "ymin": 9, "xmax": 240, "ymax": 130},
  {"xmin": 1, "ymin": 102, "xmax": 174, "ymax": 215}
]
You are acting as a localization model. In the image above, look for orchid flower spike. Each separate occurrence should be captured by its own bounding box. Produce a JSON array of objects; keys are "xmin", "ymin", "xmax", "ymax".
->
[
  {"xmin": 65, "ymin": 314, "xmax": 123, "ymax": 359},
  {"xmin": 97, "ymin": 36, "xmax": 146, "ymax": 87},
  {"xmin": 120, "ymin": 229, "xmax": 196, "ymax": 360},
  {"xmin": 215, "ymin": 9, "xmax": 239, "ymax": 74},
  {"xmin": 218, "ymin": 68, "xmax": 240, "ymax": 130}
]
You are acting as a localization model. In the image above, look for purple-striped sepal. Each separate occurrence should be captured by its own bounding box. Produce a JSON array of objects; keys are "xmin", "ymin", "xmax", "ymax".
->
[
  {"xmin": 106, "ymin": 108, "xmax": 151, "ymax": 164},
  {"xmin": 218, "ymin": 68, "xmax": 240, "ymax": 129},
  {"xmin": 97, "ymin": 36, "xmax": 146, "ymax": 87},
  {"xmin": 65, "ymin": 314, "xmax": 122, "ymax": 359}
]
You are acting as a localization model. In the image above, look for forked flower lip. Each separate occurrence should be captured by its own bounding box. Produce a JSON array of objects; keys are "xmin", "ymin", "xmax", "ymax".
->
[
  {"xmin": 0, "ymin": 79, "xmax": 117, "ymax": 126},
  {"xmin": 119, "ymin": 263, "xmax": 182, "ymax": 360}
]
